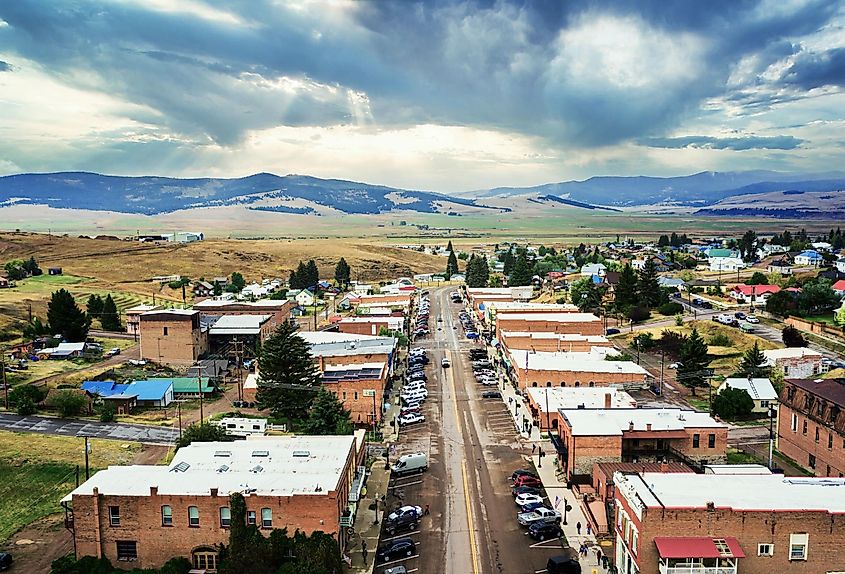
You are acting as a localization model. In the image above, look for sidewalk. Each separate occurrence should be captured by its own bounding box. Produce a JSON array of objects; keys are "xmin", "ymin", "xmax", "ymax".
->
[
  {"xmin": 487, "ymin": 343, "xmax": 611, "ymax": 572},
  {"xmin": 347, "ymin": 453, "xmax": 391, "ymax": 573}
]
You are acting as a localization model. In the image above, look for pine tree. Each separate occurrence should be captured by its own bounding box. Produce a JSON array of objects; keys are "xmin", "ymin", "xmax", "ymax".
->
[
  {"xmin": 615, "ymin": 263, "xmax": 638, "ymax": 309},
  {"xmin": 501, "ymin": 248, "xmax": 516, "ymax": 275},
  {"xmin": 446, "ymin": 240, "xmax": 453, "ymax": 252},
  {"xmin": 230, "ymin": 271, "xmax": 246, "ymax": 291},
  {"xmin": 305, "ymin": 260, "xmax": 319, "ymax": 286},
  {"xmin": 47, "ymin": 288, "xmax": 91, "ymax": 342},
  {"xmin": 445, "ymin": 250, "xmax": 459, "ymax": 279},
  {"xmin": 737, "ymin": 342, "xmax": 769, "ymax": 378},
  {"xmin": 256, "ymin": 322, "xmax": 321, "ymax": 421},
  {"xmin": 100, "ymin": 294, "xmax": 122, "ymax": 331},
  {"xmin": 302, "ymin": 388, "xmax": 354, "ymax": 435},
  {"xmin": 334, "ymin": 257, "xmax": 351, "ymax": 288},
  {"xmin": 86, "ymin": 294, "xmax": 104, "ymax": 318},
  {"xmin": 508, "ymin": 251, "xmax": 533, "ymax": 286},
  {"xmin": 637, "ymin": 258, "xmax": 661, "ymax": 308},
  {"xmin": 290, "ymin": 261, "xmax": 308, "ymax": 290},
  {"xmin": 677, "ymin": 328, "xmax": 711, "ymax": 396},
  {"xmin": 466, "ymin": 255, "xmax": 489, "ymax": 288}
]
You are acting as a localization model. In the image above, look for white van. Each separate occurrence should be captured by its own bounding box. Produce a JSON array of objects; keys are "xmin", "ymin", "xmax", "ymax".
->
[{"xmin": 391, "ymin": 452, "xmax": 428, "ymax": 476}]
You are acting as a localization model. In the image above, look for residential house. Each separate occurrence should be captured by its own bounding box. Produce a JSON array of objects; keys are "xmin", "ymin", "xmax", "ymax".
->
[
  {"xmin": 729, "ymin": 284, "xmax": 780, "ymax": 305},
  {"xmin": 707, "ymin": 248, "xmax": 746, "ymax": 272},
  {"xmin": 240, "ymin": 283, "xmax": 269, "ymax": 299},
  {"xmin": 836, "ymin": 257, "xmax": 845, "ymax": 274},
  {"xmin": 612, "ymin": 472, "xmax": 845, "ymax": 574},
  {"xmin": 763, "ymin": 347, "xmax": 824, "ymax": 378},
  {"xmin": 580, "ymin": 263, "xmax": 607, "ymax": 277},
  {"xmin": 289, "ymin": 288, "xmax": 316, "ymax": 307},
  {"xmin": 557, "ymin": 408, "xmax": 728, "ymax": 481},
  {"xmin": 81, "ymin": 381, "xmax": 138, "ymax": 414},
  {"xmin": 123, "ymin": 379, "xmax": 174, "ymax": 408},
  {"xmin": 193, "ymin": 281, "xmax": 214, "ymax": 298},
  {"xmin": 36, "ymin": 342, "xmax": 88, "ymax": 359},
  {"xmin": 794, "ymin": 249, "xmax": 823, "ymax": 267},
  {"xmin": 716, "ymin": 377, "xmax": 778, "ymax": 414},
  {"xmin": 778, "ymin": 377, "xmax": 845, "ymax": 477},
  {"xmin": 42, "ymin": 388, "xmax": 95, "ymax": 415},
  {"xmin": 656, "ymin": 276, "xmax": 686, "ymax": 291},
  {"xmin": 147, "ymin": 377, "xmax": 215, "ymax": 398},
  {"xmin": 766, "ymin": 257, "xmax": 793, "ymax": 276},
  {"xmin": 832, "ymin": 279, "xmax": 845, "ymax": 296},
  {"xmin": 62, "ymin": 433, "xmax": 367, "ymax": 570}
]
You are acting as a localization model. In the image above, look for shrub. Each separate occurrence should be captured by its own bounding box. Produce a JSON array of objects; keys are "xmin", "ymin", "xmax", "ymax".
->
[
  {"xmin": 633, "ymin": 332, "xmax": 656, "ymax": 350},
  {"xmin": 9, "ymin": 384, "xmax": 46, "ymax": 406},
  {"xmin": 674, "ymin": 314, "xmax": 684, "ymax": 326},
  {"xmin": 708, "ymin": 333, "xmax": 733, "ymax": 347},
  {"xmin": 658, "ymin": 301, "xmax": 684, "ymax": 316},
  {"xmin": 627, "ymin": 305, "xmax": 651, "ymax": 323},
  {"xmin": 712, "ymin": 387, "xmax": 754, "ymax": 419},
  {"xmin": 51, "ymin": 390, "xmax": 87, "ymax": 418},
  {"xmin": 657, "ymin": 330, "xmax": 687, "ymax": 357},
  {"xmin": 98, "ymin": 403, "xmax": 116, "ymax": 422},
  {"xmin": 16, "ymin": 397, "xmax": 36, "ymax": 416}
]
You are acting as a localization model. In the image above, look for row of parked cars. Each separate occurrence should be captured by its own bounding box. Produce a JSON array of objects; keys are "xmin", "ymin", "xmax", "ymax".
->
[
  {"xmin": 510, "ymin": 469, "xmax": 565, "ymax": 542},
  {"xmin": 458, "ymin": 310, "xmax": 479, "ymax": 339},
  {"xmin": 377, "ymin": 502, "xmax": 424, "ymax": 568},
  {"xmin": 398, "ymin": 347, "xmax": 429, "ymax": 426},
  {"xmin": 413, "ymin": 292, "xmax": 431, "ymax": 338}
]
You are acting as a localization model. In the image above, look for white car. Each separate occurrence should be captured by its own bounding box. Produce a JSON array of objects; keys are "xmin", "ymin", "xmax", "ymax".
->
[
  {"xmin": 668, "ymin": 363, "xmax": 679, "ymax": 369},
  {"xmin": 515, "ymin": 493, "xmax": 544, "ymax": 508},
  {"xmin": 127, "ymin": 359, "xmax": 147, "ymax": 366},
  {"xmin": 745, "ymin": 315, "xmax": 760, "ymax": 323},
  {"xmin": 402, "ymin": 389, "xmax": 429, "ymax": 401},
  {"xmin": 398, "ymin": 413, "xmax": 425, "ymax": 426}
]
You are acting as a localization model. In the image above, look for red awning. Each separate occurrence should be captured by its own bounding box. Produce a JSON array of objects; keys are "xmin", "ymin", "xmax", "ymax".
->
[{"xmin": 654, "ymin": 537, "xmax": 746, "ymax": 559}]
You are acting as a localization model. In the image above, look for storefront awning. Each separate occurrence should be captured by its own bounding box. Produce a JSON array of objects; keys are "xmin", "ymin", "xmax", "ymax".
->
[{"xmin": 655, "ymin": 537, "xmax": 745, "ymax": 559}]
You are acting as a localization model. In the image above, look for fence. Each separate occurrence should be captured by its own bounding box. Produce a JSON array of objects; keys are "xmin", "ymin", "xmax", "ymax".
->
[{"xmin": 785, "ymin": 316, "xmax": 845, "ymax": 341}]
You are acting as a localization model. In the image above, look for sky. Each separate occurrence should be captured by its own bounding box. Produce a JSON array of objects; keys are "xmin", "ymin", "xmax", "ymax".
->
[{"xmin": 1, "ymin": 0, "xmax": 844, "ymax": 192}]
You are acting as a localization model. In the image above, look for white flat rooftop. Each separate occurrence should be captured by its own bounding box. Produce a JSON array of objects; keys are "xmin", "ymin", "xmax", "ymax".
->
[
  {"xmin": 125, "ymin": 304, "xmax": 162, "ymax": 313},
  {"xmin": 501, "ymin": 332, "xmax": 609, "ymax": 343},
  {"xmin": 561, "ymin": 407, "xmax": 725, "ymax": 436},
  {"xmin": 63, "ymin": 434, "xmax": 359, "ymax": 501},
  {"xmin": 208, "ymin": 314, "xmax": 271, "ymax": 335},
  {"xmin": 497, "ymin": 312, "xmax": 600, "ymax": 323},
  {"xmin": 301, "ymin": 332, "xmax": 385, "ymax": 344},
  {"xmin": 617, "ymin": 472, "xmax": 845, "ymax": 513},
  {"xmin": 720, "ymin": 378, "xmax": 778, "ymax": 401},
  {"xmin": 763, "ymin": 347, "xmax": 823, "ymax": 361},
  {"xmin": 509, "ymin": 349, "xmax": 649, "ymax": 375},
  {"xmin": 487, "ymin": 302, "xmax": 579, "ymax": 312},
  {"xmin": 527, "ymin": 387, "xmax": 637, "ymax": 413}
]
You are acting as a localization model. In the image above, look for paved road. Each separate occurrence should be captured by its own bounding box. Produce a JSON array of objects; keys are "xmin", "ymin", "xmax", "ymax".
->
[{"xmin": 0, "ymin": 412, "xmax": 179, "ymax": 444}]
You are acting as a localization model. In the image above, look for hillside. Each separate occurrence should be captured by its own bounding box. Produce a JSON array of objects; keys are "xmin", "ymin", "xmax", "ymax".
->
[{"xmin": 695, "ymin": 189, "xmax": 845, "ymax": 219}]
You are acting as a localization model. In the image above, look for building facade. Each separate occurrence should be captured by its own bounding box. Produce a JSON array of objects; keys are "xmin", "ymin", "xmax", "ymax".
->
[{"xmin": 139, "ymin": 310, "xmax": 208, "ymax": 366}]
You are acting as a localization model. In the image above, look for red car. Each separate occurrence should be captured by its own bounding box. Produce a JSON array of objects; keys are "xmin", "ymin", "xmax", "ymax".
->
[{"xmin": 513, "ymin": 474, "xmax": 542, "ymax": 488}]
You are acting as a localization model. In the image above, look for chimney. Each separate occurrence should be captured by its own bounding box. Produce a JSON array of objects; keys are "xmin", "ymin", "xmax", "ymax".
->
[
  {"xmin": 210, "ymin": 488, "xmax": 218, "ymax": 497},
  {"xmin": 659, "ymin": 462, "xmax": 669, "ymax": 473},
  {"xmin": 604, "ymin": 393, "xmax": 612, "ymax": 409},
  {"xmin": 150, "ymin": 486, "xmax": 158, "ymax": 496},
  {"xmin": 646, "ymin": 423, "xmax": 652, "ymax": 431},
  {"xmin": 628, "ymin": 421, "xmax": 635, "ymax": 431}
]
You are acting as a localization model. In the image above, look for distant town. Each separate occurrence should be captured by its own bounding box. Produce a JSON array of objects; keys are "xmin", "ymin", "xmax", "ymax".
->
[{"xmin": 1, "ymin": 226, "xmax": 844, "ymax": 574}]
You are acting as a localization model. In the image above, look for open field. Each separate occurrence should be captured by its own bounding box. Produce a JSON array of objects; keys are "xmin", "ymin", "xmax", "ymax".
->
[{"xmin": 0, "ymin": 430, "xmax": 143, "ymax": 542}]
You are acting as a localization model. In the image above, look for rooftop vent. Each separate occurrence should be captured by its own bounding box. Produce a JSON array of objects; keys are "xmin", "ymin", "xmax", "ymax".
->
[
  {"xmin": 251, "ymin": 450, "xmax": 270, "ymax": 457},
  {"xmin": 171, "ymin": 462, "xmax": 191, "ymax": 473},
  {"xmin": 216, "ymin": 465, "xmax": 229, "ymax": 473},
  {"xmin": 292, "ymin": 450, "xmax": 311, "ymax": 457},
  {"xmin": 214, "ymin": 451, "xmax": 232, "ymax": 457},
  {"xmin": 251, "ymin": 465, "xmax": 264, "ymax": 473}
]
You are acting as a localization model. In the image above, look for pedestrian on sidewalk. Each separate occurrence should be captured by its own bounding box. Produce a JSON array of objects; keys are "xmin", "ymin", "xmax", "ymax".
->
[
  {"xmin": 602, "ymin": 555, "xmax": 609, "ymax": 570},
  {"xmin": 579, "ymin": 543, "xmax": 587, "ymax": 558},
  {"xmin": 361, "ymin": 540, "xmax": 368, "ymax": 564},
  {"xmin": 509, "ymin": 396, "xmax": 513, "ymax": 407},
  {"xmin": 576, "ymin": 521, "xmax": 581, "ymax": 535},
  {"xmin": 595, "ymin": 547, "xmax": 603, "ymax": 566},
  {"xmin": 532, "ymin": 443, "xmax": 537, "ymax": 454},
  {"xmin": 424, "ymin": 504, "xmax": 430, "ymax": 515},
  {"xmin": 586, "ymin": 522, "xmax": 592, "ymax": 536}
]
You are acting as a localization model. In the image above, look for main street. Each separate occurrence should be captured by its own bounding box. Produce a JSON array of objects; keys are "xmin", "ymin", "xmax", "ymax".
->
[{"xmin": 389, "ymin": 287, "xmax": 568, "ymax": 574}]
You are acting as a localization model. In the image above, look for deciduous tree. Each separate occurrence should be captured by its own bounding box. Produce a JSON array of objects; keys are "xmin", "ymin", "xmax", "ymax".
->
[{"xmin": 712, "ymin": 386, "xmax": 754, "ymax": 419}]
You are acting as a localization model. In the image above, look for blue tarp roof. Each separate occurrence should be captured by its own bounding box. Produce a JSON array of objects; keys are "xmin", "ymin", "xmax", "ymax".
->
[
  {"xmin": 81, "ymin": 381, "xmax": 131, "ymax": 397},
  {"xmin": 124, "ymin": 379, "xmax": 173, "ymax": 400}
]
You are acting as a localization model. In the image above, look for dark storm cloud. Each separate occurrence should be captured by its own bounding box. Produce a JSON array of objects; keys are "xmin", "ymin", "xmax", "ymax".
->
[
  {"xmin": 783, "ymin": 47, "xmax": 845, "ymax": 90},
  {"xmin": 0, "ymin": 60, "xmax": 11, "ymax": 71},
  {"xmin": 641, "ymin": 135, "xmax": 804, "ymax": 151},
  {"xmin": 0, "ymin": 0, "xmax": 840, "ymax": 149}
]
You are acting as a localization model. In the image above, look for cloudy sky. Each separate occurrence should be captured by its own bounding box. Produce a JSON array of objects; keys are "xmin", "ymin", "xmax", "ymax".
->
[{"xmin": 1, "ymin": 0, "xmax": 844, "ymax": 191}]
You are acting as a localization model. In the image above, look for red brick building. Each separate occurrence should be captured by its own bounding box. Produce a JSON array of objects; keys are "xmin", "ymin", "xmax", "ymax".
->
[
  {"xmin": 337, "ymin": 316, "xmax": 403, "ymax": 336},
  {"xmin": 322, "ymin": 362, "xmax": 389, "ymax": 426},
  {"xmin": 557, "ymin": 408, "xmax": 727, "ymax": 481},
  {"xmin": 495, "ymin": 312, "xmax": 604, "ymax": 338},
  {"xmin": 139, "ymin": 310, "xmax": 209, "ymax": 366},
  {"xmin": 613, "ymin": 472, "xmax": 845, "ymax": 574},
  {"xmin": 506, "ymin": 349, "xmax": 652, "ymax": 391},
  {"xmin": 525, "ymin": 387, "xmax": 637, "ymax": 432},
  {"xmin": 193, "ymin": 299, "xmax": 292, "ymax": 332},
  {"xmin": 778, "ymin": 377, "xmax": 845, "ymax": 477},
  {"xmin": 499, "ymin": 331, "xmax": 612, "ymax": 353},
  {"xmin": 62, "ymin": 433, "xmax": 367, "ymax": 571}
]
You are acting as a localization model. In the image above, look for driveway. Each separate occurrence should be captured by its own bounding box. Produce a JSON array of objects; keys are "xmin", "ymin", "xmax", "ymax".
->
[{"xmin": 0, "ymin": 412, "xmax": 179, "ymax": 444}]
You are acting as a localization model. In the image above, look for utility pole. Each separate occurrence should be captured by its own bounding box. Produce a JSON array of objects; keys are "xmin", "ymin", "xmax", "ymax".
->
[
  {"xmin": 177, "ymin": 401, "xmax": 183, "ymax": 441},
  {"xmin": 2, "ymin": 347, "xmax": 8, "ymax": 411},
  {"xmin": 659, "ymin": 349, "xmax": 664, "ymax": 396},
  {"xmin": 84, "ymin": 436, "xmax": 90, "ymax": 480},
  {"xmin": 768, "ymin": 405, "xmax": 776, "ymax": 470},
  {"xmin": 198, "ymin": 370, "xmax": 204, "ymax": 424}
]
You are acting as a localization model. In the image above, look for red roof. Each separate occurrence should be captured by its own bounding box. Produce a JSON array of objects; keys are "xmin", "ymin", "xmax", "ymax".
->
[
  {"xmin": 654, "ymin": 537, "xmax": 745, "ymax": 559},
  {"xmin": 833, "ymin": 280, "xmax": 845, "ymax": 291},
  {"xmin": 731, "ymin": 284, "xmax": 780, "ymax": 296}
]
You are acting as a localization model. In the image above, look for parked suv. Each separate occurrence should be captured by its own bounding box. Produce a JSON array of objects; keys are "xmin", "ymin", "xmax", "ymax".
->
[
  {"xmin": 384, "ymin": 506, "xmax": 423, "ymax": 535},
  {"xmin": 377, "ymin": 537, "xmax": 417, "ymax": 563}
]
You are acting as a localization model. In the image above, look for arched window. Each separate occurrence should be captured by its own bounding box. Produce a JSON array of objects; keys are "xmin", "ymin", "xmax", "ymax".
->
[
  {"xmin": 532, "ymin": 382, "xmax": 538, "ymax": 388},
  {"xmin": 589, "ymin": 381, "xmax": 595, "ymax": 388},
  {"xmin": 546, "ymin": 381, "xmax": 552, "ymax": 387},
  {"xmin": 552, "ymin": 419, "xmax": 559, "ymax": 429},
  {"xmin": 574, "ymin": 381, "xmax": 580, "ymax": 388},
  {"xmin": 193, "ymin": 547, "xmax": 218, "ymax": 572}
]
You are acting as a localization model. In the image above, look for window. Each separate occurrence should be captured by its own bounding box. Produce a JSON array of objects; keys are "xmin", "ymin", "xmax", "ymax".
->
[
  {"xmin": 247, "ymin": 511, "xmax": 256, "ymax": 526},
  {"xmin": 692, "ymin": 434, "xmax": 700, "ymax": 448},
  {"xmin": 758, "ymin": 543, "xmax": 773, "ymax": 556},
  {"xmin": 220, "ymin": 507, "xmax": 231, "ymax": 528},
  {"xmin": 829, "ymin": 433, "xmax": 834, "ymax": 450},
  {"xmin": 789, "ymin": 533, "xmax": 808, "ymax": 561},
  {"xmin": 116, "ymin": 540, "xmax": 137, "ymax": 561},
  {"xmin": 163, "ymin": 326, "xmax": 169, "ymax": 336},
  {"xmin": 708, "ymin": 434, "xmax": 716, "ymax": 448},
  {"xmin": 574, "ymin": 381, "xmax": 580, "ymax": 387},
  {"xmin": 632, "ymin": 531, "xmax": 638, "ymax": 556},
  {"xmin": 760, "ymin": 400, "xmax": 769, "ymax": 408},
  {"xmin": 808, "ymin": 454, "xmax": 816, "ymax": 469},
  {"xmin": 193, "ymin": 548, "xmax": 218, "ymax": 572},
  {"xmin": 589, "ymin": 381, "xmax": 595, "ymax": 387},
  {"xmin": 342, "ymin": 391, "xmax": 346, "ymax": 400},
  {"xmin": 802, "ymin": 420, "xmax": 808, "ymax": 435},
  {"xmin": 161, "ymin": 505, "xmax": 172, "ymax": 526},
  {"xmin": 815, "ymin": 427, "xmax": 820, "ymax": 443},
  {"xmin": 109, "ymin": 506, "xmax": 120, "ymax": 527},
  {"xmin": 261, "ymin": 508, "xmax": 272, "ymax": 528},
  {"xmin": 354, "ymin": 391, "xmax": 358, "ymax": 400},
  {"xmin": 791, "ymin": 413, "xmax": 798, "ymax": 432},
  {"xmin": 188, "ymin": 506, "xmax": 200, "ymax": 527}
]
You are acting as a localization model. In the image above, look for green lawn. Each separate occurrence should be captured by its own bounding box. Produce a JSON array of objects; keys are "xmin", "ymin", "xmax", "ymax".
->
[
  {"xmin": 802, "ymin": 314, "xmax": 836, "ymax": 325},
  {"xmin": 726, "ymin": 449, "xmax": 763, "ymax": 465}
]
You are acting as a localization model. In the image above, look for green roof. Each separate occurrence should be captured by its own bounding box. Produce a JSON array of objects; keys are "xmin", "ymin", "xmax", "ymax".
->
[
  {"xmin": 144, "ymin": 377, "xmax": 215, "ymax": 394},
  {"xmin": 708, "ymin": 248, "xmax": 736, "ymax": 258}
]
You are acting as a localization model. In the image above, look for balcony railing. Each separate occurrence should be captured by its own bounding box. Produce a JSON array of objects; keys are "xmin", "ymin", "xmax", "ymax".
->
[{"xmin": 659, "ymin": 566, "xmax": 737, "ymax": 574}]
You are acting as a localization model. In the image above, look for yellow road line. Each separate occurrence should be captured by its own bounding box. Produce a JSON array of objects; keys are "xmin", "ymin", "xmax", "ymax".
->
[{"xmin": 462, "ymin": 459, "xmax": 480, "ymax": 574}]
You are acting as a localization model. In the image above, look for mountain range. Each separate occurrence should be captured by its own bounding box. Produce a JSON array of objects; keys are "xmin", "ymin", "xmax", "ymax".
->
[{"xmin": 1, "ymin": 170, "xmax": 844, "ymax": 217}]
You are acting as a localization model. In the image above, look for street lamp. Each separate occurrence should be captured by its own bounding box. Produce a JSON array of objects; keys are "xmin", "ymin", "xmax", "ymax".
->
[
  {"xmin": 562, "ymin": 501, "xmax": 572, "ymax": 525},
  {"xmin": 768, "ymin": 404, "xmax": 777, "ymax": 470}
]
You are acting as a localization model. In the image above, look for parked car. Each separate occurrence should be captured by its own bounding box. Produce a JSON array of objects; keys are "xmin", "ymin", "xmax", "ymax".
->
[
  {"xmin": 546, "ymin": 555, "xmax": 582, "ymax": 574},
  {"xmin": 512, "ymin": 485, "xmax": 541, "ymax": 497},
  {"xmin": 391, "ymin": 452, "xmax": 428, "ymax": 476},
  {"xmin": 385, "ymin": 506, "xmax": 422, "ymax": 535},
  {"xmin": 105, "ymin": 347, "xmax": 121, "ymax": 357},
  {"xmin": 441, "ymin": 357, "xmax": 450, "ymax": 368},
  {"xmin": 745, "ymin": 315, "xmax": 759, "ymax": 323},
  {"xmin": 511, "ymin": 469, "xmax": 539, "ymax": 481},
  {"xmin": 517, "ymin": 507, "xmax": 562, "ymax": 527},
  {"xmin": 466, "ymin": 331, "xmax": 479, "ymax": 339},
  {"xmin": 481, "ymin": 391, "xmax": 502, "ymax": 399},
  {"xmin": 377, "ymin": 537, "xmax": 416, "ymax": 563},
  {"xmin": 528, "ymin": 521, "xmax": 564, "ymax": 541},
  {"xmin": 515, "ymin": 493, "xmax": 544, "ymax": 508},
  {"xmin": 734, "ymin": 312, "xmax": 746, "ymax": 320},
  {"xmin": 513, "ymin": 475, "xmax": 543, "ymax": 488},
  {"xmin": 398, "ymin": 413, "xmax": 425, "ymax": 426},
  {"xmin": 127, "ymin": 359, "xmax": 147, "ymax": 366},
  {"xmin": 605, "ymin": 328, "xmax": 620, "ymax": 335},
  {"xmin": 0, "ymin": 552, "xmax": 11, "ymax": 571}
]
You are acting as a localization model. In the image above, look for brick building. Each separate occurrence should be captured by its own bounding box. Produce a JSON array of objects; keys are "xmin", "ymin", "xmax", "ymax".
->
[
  {"xmin": 506, "ymin": 349, "xmax": 652, "ymax": 390},
  {"xmin": 613, "ymin": 472, "xmax": 845, "ymax": 574},
  {"xmin": 557, "ymin": 408, "xmax": 727, "ymax": 480},
  {"xmin": 322, "ymin": 362, "xmax": 389, "ymax": 426},
  {"xmin": 139, "ymin": 310, "xmax": 209, "ymax": 366},
  {"xmin": 301, "ymin": 332, "xmax": 397, "ymax": 373},
  {"xmin": 763, "ymin": 347, "xmax": 824, "ymax": 378},
  {"xmin": 337, "ymin": 316, "xmax": 403, "ymax": 336},
  {"xmin": 62, "ymin": 433, "xmax": 367, "ymax": 571},
  {"xmin": 125, "ymin": 304, "xmax": 162, "ymax": 337},
  {"xmin": 192, "ymin": 299, "xmax": 292, "ymax": 332},
  {"xmin": 499, "ymin": 331, "xmax": 612, "ymax": 353},
  {"xmin": 778, "ymin": 377, "xmax": 845, "ymax": 477},
  {"xmin": 495, "ymin": 312, "xmax": 603, "ymax": 338},
  {"xmin": 525, "ymin": 387, "xmax": 637, "ymax": 432}
]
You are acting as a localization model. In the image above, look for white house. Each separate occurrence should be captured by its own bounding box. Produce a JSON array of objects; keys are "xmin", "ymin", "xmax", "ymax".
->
[
  {"xmin": 763, "ymin": 347, "xmax": 824, "ymax": 378},
  {"xmin": 580, "ymin": 263, "xmax": 607, "ymax": 277},
  {"xmin": 291, "ymin": 289, "xmax": 316, "ymax": 307},
  {"xmin": 729, "ymin": 284, "xmax": 780, "ymax": 304},
  {"xmin": 794, "ymin": 250, "xmax": 823, "ymax": 267},
  {"xmin": 707, "ymin": 248, "xmax": 746, "ymax": 272},
  {"xmin": 241, "ymin": 283, "xmax": 270, "ymax": 298},
  {"xmin": 836, "ymin": 258, "xmax": 845, "ymax": 274},
  {"xmin": 717, "ymin": 377, "xmax": 778, "ymax": 414}
]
